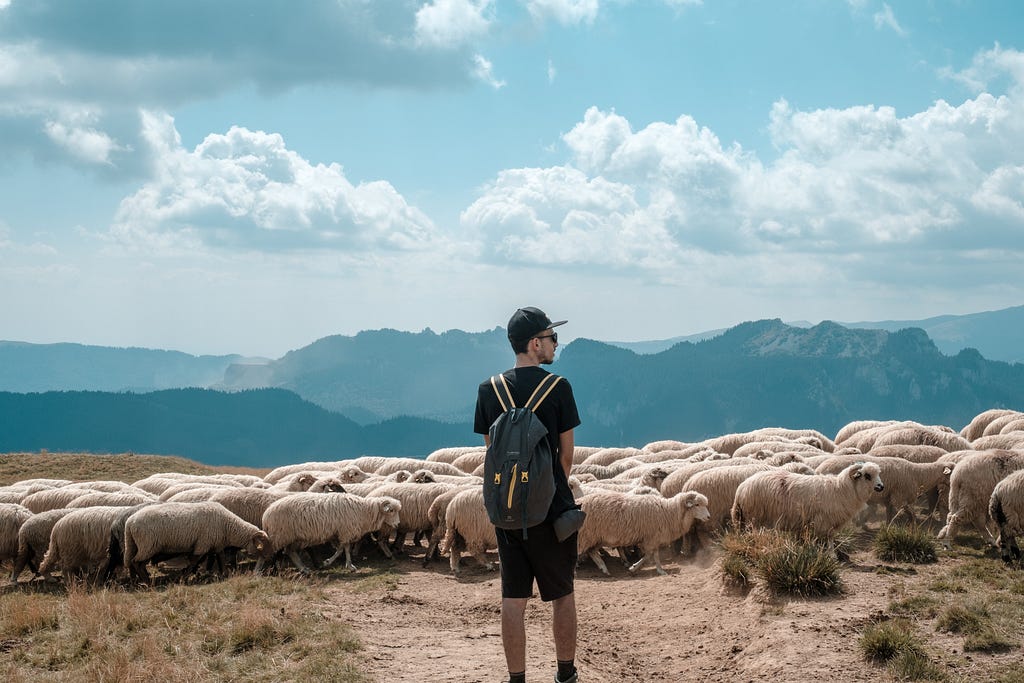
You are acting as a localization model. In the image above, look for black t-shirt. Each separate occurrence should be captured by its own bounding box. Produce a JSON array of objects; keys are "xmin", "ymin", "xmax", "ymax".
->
[{"xmin": 474, "ymin": 365, "xmax": 582, "ymax": 523}]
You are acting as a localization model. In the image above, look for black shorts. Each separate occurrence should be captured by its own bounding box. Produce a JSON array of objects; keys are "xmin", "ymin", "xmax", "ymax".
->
[{"xmin": 496, "ymin": 522, "xmax": 577, "ymax": 601}]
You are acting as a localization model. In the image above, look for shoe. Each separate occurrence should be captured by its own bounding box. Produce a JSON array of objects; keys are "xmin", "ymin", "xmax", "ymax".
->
[{"xmin": 554, "ymin": 671, "xmax": 578, "ymax": 683}]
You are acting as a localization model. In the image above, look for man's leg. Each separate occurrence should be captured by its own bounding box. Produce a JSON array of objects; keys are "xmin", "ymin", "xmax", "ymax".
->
[
  {"xmin": 502, "ymin": 597, "xmax": 529, "ymax": 674},
  {"xmin": 552, "ymin": 592, "xmax": 577, "ymax": 661}
]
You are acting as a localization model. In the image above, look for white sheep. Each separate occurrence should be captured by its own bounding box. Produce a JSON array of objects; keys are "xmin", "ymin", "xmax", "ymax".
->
[
  {"xmin": 980, "ymin": 412, "xmax": 1024, "ymax": 437},
  {"xmin": 439, "ymin": 488, "xmax": 496, "ymax": 575},
  {"xmin": 262, "ymin": 461, "xmax": 350, "ymax": 485},
  {"xmin": 970, "ymin": 433, "xmax": 1024, "ymax": 451},
  {"xmin": 577, "ymin": 490, "xmax": 710, "ymax": 576},
  {"xmin": 998, "ymin": 418, "xmax": 1024, "ymax": 435},
  {"xmin": 834, "ymin": 420, "xmax": 900, "ymax": 447},
  {"xmin": 0, "ymin": 503, "xmax": 34, "ymax": 571},
  {"xmin": 422, "ymin": 484, "xmax": 480, "ymax": 566},
  {"xmin": 867, "ymin": 444, "xmax": 948, "ymax": 463},
  {"xmin": 20, "ymin": 487, "xmax": 94, "ymax": 513},
  {"xmin": 961, "ymin": 408, "xmax": 1020, "ymax": 441},
  {"xmin": 260, "ymin": 493, "xmax": 401, "ymax": 572},
  {"xmin": 870, "ymin": 426, "xmax": 971, "ymax": 452},
  {"xmin": 937, "ymin": 449, "xmax": 1024, "ymax": 549},
  {"xmin": 989, "ymin": 469, "xmax": 1024, "ymax": 562},
  {"xmin": 373, "ymin": 458, "xmax": 464, "ymax": 477},
  {"xmin": 660, "ymin": 458, "xmax": 758, "ymax": 498},
  {"xmin": 39, "ymin": 504, "xmax": 151, "ymax": 585},
  {"xmin": 157, "ymin": 482, "xmax": 239, "ymax": 501},
  {"xmin": 815, "ymin": 455, "xmax": 950, "ymax": 524},
  {"xmin": 681, "ymin": 463, "xmax": 774, "ymax": 534},
  {"xmin": 10, "ymin": 508, "xmax": 77, "ymax": 583},
  {"xmin": 640, "ymin": 439, "xmax": 691, "ymax": 454},
  {"xmin": 67, "ymin": 491, "xmax": 159, "ymax": 508},
  {"xmin": 123, "ymin": 502, "xmax": 271, "ymax": 581},
  {"xmin": 732, "ymin": 462, "xmax": 884, "ymax": 541},
  {"xmin": 580, "ymin": 447, "xmax": 644, "ymax": 467},
  {"xmin": 367, "ymin": 482, "xmax": 456, "ymax": 554},
  {"xmin": 207, "ymin": 487, "xmax": 292, "ymax": 529},
  {"xmin": 425, "ymin": 446, "xmax": 485, "ymax": 464},
  {"xmin": 452, "ymin": 451, "xmax": 487, "ymax": 474}
]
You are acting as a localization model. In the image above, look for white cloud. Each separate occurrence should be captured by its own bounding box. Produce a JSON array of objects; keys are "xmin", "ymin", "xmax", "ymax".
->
[
  {"xmin": 464, "ymin": 48, "xmax": 1024, "ymax": 274},
  {"xmin": 873, "ymin": 3, "xmax": 906, "ymax": 36},
  {"xmin": 472, "ymin": 54, "xmax": 506, "ymax": 89},
  {"xmin": 524, "ymin": 0, "xmax": 600, "ymax": 26},
  {"xmin": 42, "ymin": 107, "xmax": 127, "ymax": 164},
  {"xmin": 547, "ymin": 59, "xmax": 557, "ymax": 84},
  {"xmin": 110, "ymin": 111, "xmax": 440, "ymax": 255},
  {"xmin": 415, "ymin": 0, "xmax": 492, "ymax": 48}
]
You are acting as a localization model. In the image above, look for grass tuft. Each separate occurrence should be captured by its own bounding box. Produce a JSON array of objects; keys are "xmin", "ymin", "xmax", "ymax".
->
[
  {"xmin": 860, "ymin": 618, "xmax": 923, "ymax": 662},
  {"xmin": 718, "ymin": 528, "xmax": 842, "ymax": 597},
  {"xmin": 874, "ymin": 524, "xmax": 938, "ymax": 564}
]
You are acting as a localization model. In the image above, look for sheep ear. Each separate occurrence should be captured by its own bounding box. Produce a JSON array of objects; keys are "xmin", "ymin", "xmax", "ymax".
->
[
  {"xmin": 942, "ymin": 466, "xmax": 953, "ymax": 475},
  {"xmin": 852, "ymin": 469, "xmax": 862, "ymax": 479},
  {"xmin": 255, "ymin": 541, "xmax": 264, "ymax": 551}
]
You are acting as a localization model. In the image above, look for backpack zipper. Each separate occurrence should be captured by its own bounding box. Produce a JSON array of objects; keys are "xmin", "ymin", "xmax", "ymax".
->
[{"xmin": 507, "ymin": 463, "xmax": 517, "ymax": 510}]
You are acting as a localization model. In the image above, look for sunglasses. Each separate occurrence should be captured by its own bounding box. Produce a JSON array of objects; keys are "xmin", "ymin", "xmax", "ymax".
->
[{"xmin": 534, "ymin": 332, "xmax": 558, "ymax": 343}]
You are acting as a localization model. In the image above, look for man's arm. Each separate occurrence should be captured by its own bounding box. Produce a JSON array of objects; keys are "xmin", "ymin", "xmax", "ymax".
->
[
  {"xmin": 484, "ymin": 434, "xmax": 491, "ymax": 447},
  {"xmin": 559, "ymin": 429, "xmax": 574, "ymax": 478}
]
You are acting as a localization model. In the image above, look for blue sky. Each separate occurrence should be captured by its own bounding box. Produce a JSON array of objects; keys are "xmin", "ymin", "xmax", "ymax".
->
[{"xmin": 1, "ymin": 0, "xmax": 1023, "ymax": 357}]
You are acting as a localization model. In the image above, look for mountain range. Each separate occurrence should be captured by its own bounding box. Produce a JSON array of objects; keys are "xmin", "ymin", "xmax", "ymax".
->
[{"xmin": 2, "ymin": 315, "xmax": 1023, "ymax": 466}]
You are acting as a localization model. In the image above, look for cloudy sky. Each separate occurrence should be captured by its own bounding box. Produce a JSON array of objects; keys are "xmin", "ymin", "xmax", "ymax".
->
[{"xmin": 1, "ymin": 1, "xmax": 1022, "ymax": 357}]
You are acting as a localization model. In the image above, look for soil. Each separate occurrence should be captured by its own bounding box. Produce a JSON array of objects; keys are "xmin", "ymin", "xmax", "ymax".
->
[{"xmin": 316, "ymin": 544, "xmax": 1005, "ymax": 683}]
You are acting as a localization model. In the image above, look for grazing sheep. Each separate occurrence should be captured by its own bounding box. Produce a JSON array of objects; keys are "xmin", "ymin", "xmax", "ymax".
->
[
  {"xmin": 21, "ymin": 487, "xmax": 94, "ymax": 513},
  {"xmin": 66, "ymin": 481, "xmax": 138, "ymax": 494},
  {"xmin": 262, "ymin": 461, "xmax": 349, "ymax": 485},
  {"xmin": 158, "ymin": 482, "xmax": 239, "ymax": 502},
  {"xmin": 440, "ymin": 488, "xmax": 497, "ymax": 575},
  {"xmin": 989, "ymin": 469, "xmax": 1024, "ymax": 562},
  {"xmin": 123, "ymin": 502, "xmax": 271, "ymax": 581},
  {"xmin": 0, "ymin": 503, "xmax": 34, "ymax": 570},
  {"xmin": 981, "ymin": 412, "xmax": 1024, "ymax": 437},
  {"xmin": 937, "ymin": 450, "xmax": 1024, "ymax": 549},
  {"xmin": 815, "ymin": 456, "xmax": 950, "ymax": 524},
  {"xmin": 373, "ymin": 459, "xmax": 464, "ymax": 477},
  {"xmin": 410, "ymin": 470, "xmax": 479, "ymax": 486},
  {"xmin": 961, "ymin": 409, "xmax": 1020, "ymax": 441},
  {"xmin": 208, "ymin": 487, "xmax": 292, "ymax": 529},
  {"xmin": 12, "ymin": 479, "xmax": 73, "ymax": 488},
  {"xmin": 268, "ymin": 472, "xmax": 325, "ymax": 493},
  {"xmin": 580, "ymin": 447, "xmax": 644, "ymax": 467},
  {"xmin": 133, "ymin": 474, "xmax": 245, "ymax": 495},
  {"xmin": 871, "ymin": 426, "xmax": 971, "ymax": 453},
  {"xmin": 640, "ymin": 440, "xmax": 690, "ymax": 454},
  {"xmin": 422, "ymin": 484, "xmax": 480, "ymax": 566},
  {"xmin": 732, "ymin": 440, "xmax": 824, "ymax": 460},
  {"xmin": 660, "ymin": 458, "xmax": 758, "ymax": 498},
  {"xmin": 571, "ymin": 459, "xmax": 645, "ymax": 481},
  {"xmin": 970, "ymin": 433, "xmax": 1024, "ymax": 451},
  {"xmin": 307, "ymin": 477, "xmax": 348, "ymax": 494},
  {"xmin": 10, "ymin": 508, "xmax": 77, "ymax": 583},
  {"xmin": 367, "ymin": 483, "xmax": 455, "ymax": 553},
  {"xmin": 425, "ymin": 446, "xmax": 485, "ymax": 464},
  {"xmin": 260, "ymin": 493, "xmax": 401, "ymax": 572},
  {"xmin": 732, "ymin": 462, "xmax": 884, "ymax": 541},
  {"xmin": 452, "ymin": 451, "xmax": 487, "ymax": 474},
  {"xmin": 39, "ymin": 505, "xmax": 150, "ymax": 585},
  {"xmin": 999, "ymin": 418, "xmax": 1024, "ymax": 435},
  {"xmin": 682, "ymin": 464, "xmax": 774, "ymax": 534},
  {"xmin": 577, "ymin": 490, "xmax": 710, "ymax": 576},
  {"xmin": 67, "ymin": 491, "xmax": 159, "ymax": 508},
  {"xmin": 835, "ymin": 420, "xmax": 899, "ymax": 447},
  {"xmin": 0, "ymin": 488, "xmax": 34, "ymax": 504},
  {"xmin": 867, "ymin": 444, "xmax": 948, "ymax": 463}
]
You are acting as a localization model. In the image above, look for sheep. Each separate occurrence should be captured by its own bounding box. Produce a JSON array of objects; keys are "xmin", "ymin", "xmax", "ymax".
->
[
  {"xmin": 21, "ymin": 487, "xmax": 95, "ymax": 513},
  {"xmin": 981, "ymin": 412, "xmax": 1024, "ymax": 437},
  {"xmin": 871, "ymin": 426, "xmax": 971, "ymax": 452},
  {"xmin": 132, "ymin": 474, "xmax": 246, "ymax": 495},
  {"xmin": 571, "ymin": 459, "xmax": 645, "ymax": 480},
  {"xmin": 660, "ymin": 458, "xmax": 758, "ymax": 498},
  {"xmin": 367, "ymin": 483, "xmax": 455, "ymax": 554},
  {"xmin": 10, "ymin": 508, "xmax": 77, "ymax": 583},
  {"xmin": 452, "ymin": 451, "xmax": 487, "ymax": 474},
  {"xmin": 307, "ymin": 477, "xmax": 348, "ymax": 494},
  {"xmin": 580, "ymin": 447, "xmax": 644, "ymax": 467},
  {"xmin": 732, "ymin": 462, "xmax": 884, "ymax": 542},
  {"xmin": 373, "ymin": 459, "xmax": 464, "ymax": 477},
  {"xmin": 39, "ymin": 504, "xmax": 151, "ymax": 585},
  {"xmin": 207, "ymin": 487, "xmax": 293, "ymax": 529},
  {"xmin": 440, "ymin": 488, "xmax": 497, "ymax": 575},
  {"xmin": 640, "ymin": 440, "xmax": 690, "ymax": 454},
  {"xmin": 989, "ymin": 469, "xmax": 1024, "ymax": 562},
  {"xmin": 937, "ymin": 449, "xmax": 1024, "ymax": 549},
  {"xmin": 815, "ymin": 456, "xmax": 951, "ymax": 524},
  {"xmin": 867, "ymin": 444, "xmax": 948, "ymax": 463},
  {"xmin": 631, "ymin": 447, "xmax": 717, "ymax": 464},
  {"xmin": 703, "ymin": 429, "xmax": 834, "ymax": 456},
  {"xmin": 410, "ymin": 470, "xmax": 479, "ymax": 486},
  {"xmin": 66, "ymin": 481, "xmax": 138, "ymax": 494},
  {"xmin": 12, "ymin": 478, "xmax": 72, "ymax": 488},
  {"xmin": 682, "ymin": 464, "xmax": 774, "ymax": 535},
  {"xmin": 732, "ymin": 440, "xmax": 824, "ymax": 460},
  {"xmin": 158, "ymin": 482, "xmax": 239, "ymax": 502},
  {"xmin": 267, "ymin": 472, "xmax": 325, "ymax": 493},
  {"xmin": 835, "ymin": 420, "xmax": 900, "ymax": 447},
  {"xmin": 0, "ymin": 503, "xmax": 34, "ymax": 570},
  {"xmin": 425, "ymin": 446, "xmax": 484, "ymax": 464},
  {"xmin": 260, "ymin": 493, "xmax": 402, "ymax": 572},
  {"xmin": 422, "ymin": 484, "xmax": 481, "ymax": 566},
  {"xmin": 961, "ymin": 408, "xmax": 1020, "ymax": 441},
  {"xmin": 577, "ymin": 490, "xmax": 710, "ymax": 576},
  {"xmin": 970, "ymin": 433, "xmax": 1024, "ymax": 451},
  {"xmin": 999, "ymin": 418, "xmax": 1024, "ymax": 435},
  {"xmin": 67, "ymin": 491, "xmax": 159, "ymax": 508},
  {"xmin": 123, "ymin": 502, "xmax": 271, "ymax": 581},
  {"xmin": 262, "ymin": 461, "xmax": 351, "ymax": 485}
]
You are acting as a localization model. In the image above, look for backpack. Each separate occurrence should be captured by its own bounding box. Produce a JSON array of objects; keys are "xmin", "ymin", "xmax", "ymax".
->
[{"xmin": 482, "ymin": 372, "xmax": 562, "ymax": 535}]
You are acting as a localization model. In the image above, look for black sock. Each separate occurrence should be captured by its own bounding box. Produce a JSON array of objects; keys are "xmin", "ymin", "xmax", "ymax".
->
[
  {"xmin": 557, "ymin": 660, "xmax": 576, "ymax": 681},
  {"xmin": 508, "ymin": 671, "xmax": 526, "ymax": 683}
]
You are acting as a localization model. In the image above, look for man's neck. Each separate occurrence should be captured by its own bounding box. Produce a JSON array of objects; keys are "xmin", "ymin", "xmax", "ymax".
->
[{"xmin": 514, "ymin": 353, "xmax": 540, "ymax": 369}]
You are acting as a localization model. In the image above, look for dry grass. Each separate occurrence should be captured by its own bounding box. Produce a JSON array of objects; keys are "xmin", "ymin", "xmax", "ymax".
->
[{"xmin": 0, "ymin": 451, "xmax": 269, "ymax": 486}]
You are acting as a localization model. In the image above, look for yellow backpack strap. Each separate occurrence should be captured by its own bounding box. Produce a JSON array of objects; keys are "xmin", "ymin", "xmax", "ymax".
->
[
  {"xmin": 490, "ymin": 374, "xmax": 515, "ymax": 411},
  {"xmin": 525, "ymin": 374, "xmax": 562, "ymax": 412}
]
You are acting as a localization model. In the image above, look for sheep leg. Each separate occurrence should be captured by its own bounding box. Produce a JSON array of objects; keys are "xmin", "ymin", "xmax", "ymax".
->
[
  {"xmin": 376, "ymin": 534, "xmax": 395, "ymax": 559},
  {"xmin": 286, "ymin": 549, "xmax": 312, "ymax": 574},
  {"xmin": 343, "ymin": 544, "xmax": 357, "ymax": 571},
  {"xmin": 471, "ymin": 548, "xmax": 495, "ymax": 571},
  {"xmin": 322, "ymin": 544, "xmax": 345, "ymax": 568},
  {"xmin": 449, "ymin": 547, "xmax": 461, "ymax": 576},
  {"xmin": 587, "ymin": 549, "xmax": 610, "ymax": 576},
  {"xmin": 391, "ymin": 530, "xmax": 408, "ymax": 554}
]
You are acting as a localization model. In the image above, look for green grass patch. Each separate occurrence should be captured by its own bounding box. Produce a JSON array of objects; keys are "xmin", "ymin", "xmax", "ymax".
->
[
  {"xmin": 860, "ymin": 618, "xmax": 925, "ymax": 662},
  {"xmin": 888, "ymin": 594, "xmax": 940, "ymax": 619},
  {"xmin": 718, "ymin": 528, "xmax": 843, "ymax": 597},
  {"xmin": 874, "ymin": 524, "xmax": 938, "ymax": 564}
]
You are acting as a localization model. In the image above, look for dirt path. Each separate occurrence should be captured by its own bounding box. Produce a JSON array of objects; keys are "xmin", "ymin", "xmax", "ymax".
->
[{"xmin": 322, "ymin": 548, "xmax": 899, "ymax": 683}]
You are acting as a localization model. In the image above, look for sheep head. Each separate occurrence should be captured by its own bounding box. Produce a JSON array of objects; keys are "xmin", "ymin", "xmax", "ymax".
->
[
  {"xmin": 850, "ymin": 462, "xmax": 884, "ymax": 492},
  {"xmin": 310, "ymin": 477, "xmax": 346, "ymax": 494},
  {"xmin": 377, "ymin": 497, "xmax": 402, "ymax": 527},
  {"xmin": 339, "ymin": 466, "xmax": 368, "ymax": 483},
  {"xmin": 295, "ymin": 473, "xmax": 317, "ymax": 491},
  {"xmin": 248, "ymin": 530, "xmax": 274, "ymax": 559},
  {"xmin": 411, "ymin": 469, "xmax": 436, "ymax": 483},
  {"xmin": 680, "ymin": 491, "xmax": 711, "ymax": 522}
]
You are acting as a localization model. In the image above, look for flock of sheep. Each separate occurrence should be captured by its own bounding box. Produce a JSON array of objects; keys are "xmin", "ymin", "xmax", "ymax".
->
[{"xmin": 2, "ymin": 407, "xmax": 1024, "ymax": 586}]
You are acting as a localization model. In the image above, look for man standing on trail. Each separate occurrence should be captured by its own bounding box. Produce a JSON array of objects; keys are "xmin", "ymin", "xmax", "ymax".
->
[{"xmin": 474, "ymin": 306, "xmax": 582, "ymax": 683}]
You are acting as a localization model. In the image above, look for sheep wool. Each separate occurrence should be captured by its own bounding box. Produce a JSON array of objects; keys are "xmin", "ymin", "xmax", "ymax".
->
[
  {"xmin": 937, "ymin": 449, "xmax": 1024, "ymax": 549},
  {"xmin": 989, "ymin": 469, "xmax": 1024, "ymax": 562}
]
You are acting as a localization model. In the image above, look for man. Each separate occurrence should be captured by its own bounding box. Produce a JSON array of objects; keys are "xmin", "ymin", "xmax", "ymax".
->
[{"xmin": 474, "ymin": 306, "xmax": 582, "ymax": 683}]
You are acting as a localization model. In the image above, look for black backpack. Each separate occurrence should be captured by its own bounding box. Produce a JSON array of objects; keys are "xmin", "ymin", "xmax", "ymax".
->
[{"xmin": 482, "ymin": 372, "xmax": 562, "ymax": 535}]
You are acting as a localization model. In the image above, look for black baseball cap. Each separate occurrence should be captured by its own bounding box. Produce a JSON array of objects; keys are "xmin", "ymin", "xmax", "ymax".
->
[{"xmin": 507, "ymin": 306, "xmax": 567, "ymax": 342}]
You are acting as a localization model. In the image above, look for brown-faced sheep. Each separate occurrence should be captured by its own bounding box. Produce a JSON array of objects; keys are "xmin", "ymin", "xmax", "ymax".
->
[
  {"xmin": 732, "ymin": 462, "xmax": 884, "ymax": 541},
  {"xmin": 260, "ymin": 493, "xmax": 401, "ymax": 572},
  {"xmin": 989, "ymin": 469, "xmax": 1024, "ymax": 562},
  {"xmin": 937, "ymin": 449, "xmax": 1024, "ymax": 549},
  {"xmin": 123, "ymin": 502, "xmax": 271, "ymax": 581},
  {"xmin": 577, "ymin": 490, "xmax": 710, "ymax": 576}
]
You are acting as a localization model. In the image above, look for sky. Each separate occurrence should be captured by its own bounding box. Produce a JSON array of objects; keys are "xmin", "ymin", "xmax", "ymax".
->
[{"xmin": 1, "ymin": 0, "xmax": 1023, "ymax": 358}]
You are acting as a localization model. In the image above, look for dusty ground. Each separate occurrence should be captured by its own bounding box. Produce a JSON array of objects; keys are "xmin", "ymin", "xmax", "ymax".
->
[{"xmin": 316, "ymin": 543, "xmax": 1014, "ymax": 683}]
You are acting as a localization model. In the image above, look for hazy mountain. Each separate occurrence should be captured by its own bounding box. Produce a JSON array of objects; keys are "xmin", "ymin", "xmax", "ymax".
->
[
  {"xmin": 606, "ymin": 305, "xmax": 1024, "ymax": 362},
  {"xmin": 0, "ymin": 388, "xmax": 469, "ymax": 468},
  {"xmin": 216, "ymin": 327, "xmax": 512, "ymax": 424},
  {"xmin": 0, "ymin": 341, "xmax": 259, "ymax": 392},
  {"xmin": 841, "ymin": 304, "xmax": 1024, "ymax": 364}
]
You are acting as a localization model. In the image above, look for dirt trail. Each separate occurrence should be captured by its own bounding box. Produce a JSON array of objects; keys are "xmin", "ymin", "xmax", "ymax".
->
[{"xmin": 323, "ymin": 549, "xmax": 898, "ymax": 683}]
